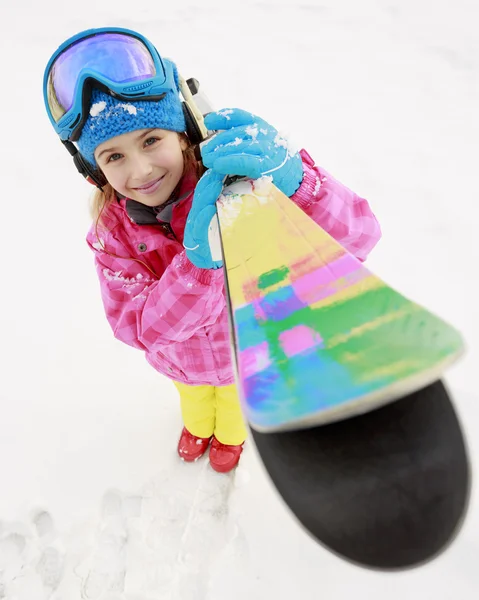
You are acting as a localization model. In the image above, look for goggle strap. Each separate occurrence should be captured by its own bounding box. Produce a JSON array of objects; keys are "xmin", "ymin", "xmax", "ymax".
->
[
  {"xmin": 62, "ymin": 140, "xmax": 106, "ymax": 188},
  {"xmin": 62, "ymin": 139, "xmax": 78, "ymax": 156}
]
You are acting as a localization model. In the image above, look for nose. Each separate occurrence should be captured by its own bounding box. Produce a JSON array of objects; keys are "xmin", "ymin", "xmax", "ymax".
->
[{"xmin": 130, "ymin": 152, "xmax": 153, "ymax": 183}]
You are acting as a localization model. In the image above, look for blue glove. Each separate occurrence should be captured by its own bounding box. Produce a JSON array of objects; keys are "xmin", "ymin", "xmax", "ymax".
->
[
  {"xmin": 201, "ymin": 109, "xmax": 304, "ymax": 198},
  {"xmin": 183, "ymin": 169, "xmax": 225, "ymax": 269}
]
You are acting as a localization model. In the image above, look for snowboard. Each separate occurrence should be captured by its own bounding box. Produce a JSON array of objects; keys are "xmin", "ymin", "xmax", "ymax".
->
[{"xmin": 216, "ymin": 176, "xmax": 470, "ymax": 570}]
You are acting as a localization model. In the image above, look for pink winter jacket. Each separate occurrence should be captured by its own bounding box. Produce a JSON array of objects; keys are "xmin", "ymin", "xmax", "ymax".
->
[{"xmin": 86, "ymin": 149, "xmax": 382, "ymax": 386}]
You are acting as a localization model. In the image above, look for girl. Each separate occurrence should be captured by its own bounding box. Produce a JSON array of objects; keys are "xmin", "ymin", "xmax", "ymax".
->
[{"xmin": 43, "ymin": 27, "xmax": 382, "ymax": 474}]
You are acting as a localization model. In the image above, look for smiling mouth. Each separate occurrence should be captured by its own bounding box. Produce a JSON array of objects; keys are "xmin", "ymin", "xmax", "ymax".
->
[{"xmin": 134, "ymin": 175, "xmax": 165, "ymax": 193}]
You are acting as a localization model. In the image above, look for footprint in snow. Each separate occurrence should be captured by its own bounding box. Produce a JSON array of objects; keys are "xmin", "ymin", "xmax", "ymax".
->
[{"xmin": 0, "ymin": 509, "xmax": 65, "ymax": 598}]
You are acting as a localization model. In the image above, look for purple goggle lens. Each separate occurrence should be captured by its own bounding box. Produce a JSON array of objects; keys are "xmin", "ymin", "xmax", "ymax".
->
[{"xmin": 47, "ymin": 32, "xmax": 157, "ymax": 122}]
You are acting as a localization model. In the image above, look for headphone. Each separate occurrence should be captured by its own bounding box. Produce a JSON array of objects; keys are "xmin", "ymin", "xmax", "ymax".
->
[{"xmin": 64, "ymin": 76, "xmax": 210, "ymax": 189}]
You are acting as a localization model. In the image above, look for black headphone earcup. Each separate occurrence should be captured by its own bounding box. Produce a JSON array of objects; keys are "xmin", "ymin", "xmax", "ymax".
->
[
  {"xmin": 73, "ymin": 151, "xmax": 107, "ymax": 188},
  {"xmin": 182, "ymin": 102, "xmax": 204, "ymax": 146}
]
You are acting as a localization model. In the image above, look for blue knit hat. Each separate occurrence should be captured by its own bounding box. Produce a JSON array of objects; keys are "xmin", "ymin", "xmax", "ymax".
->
[{"xmin": 78, "ymin": 60, "xmax": 186, "ymax": 165}]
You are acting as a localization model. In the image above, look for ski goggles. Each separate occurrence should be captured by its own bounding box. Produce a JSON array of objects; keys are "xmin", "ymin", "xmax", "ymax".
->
[{"xmin": 43, "ymin": 27, "xmax": 178, "ymax": 142}]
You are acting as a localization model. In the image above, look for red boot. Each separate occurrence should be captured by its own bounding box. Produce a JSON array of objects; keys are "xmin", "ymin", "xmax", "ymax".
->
[
  {"xmin": 177, "ymin": 427, "xmax": 212, "ymax": 462},
  {"xmin": 209, "ymin": 436, "xmax": 244, "ymax": 473}
]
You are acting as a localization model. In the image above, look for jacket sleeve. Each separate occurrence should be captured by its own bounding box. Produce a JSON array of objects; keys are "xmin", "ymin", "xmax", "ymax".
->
[
  {"xmin": 290, "ymin": 149, "xmax": 382, "ymax": 261},
  {"xmin": 86, "ymin": 228, "xmax": 225, "ymax": 352}
]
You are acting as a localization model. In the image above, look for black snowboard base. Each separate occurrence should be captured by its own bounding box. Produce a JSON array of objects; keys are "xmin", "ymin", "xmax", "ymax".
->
[{"xmin": 250, "ymin": 379, "xmax": 471, "ymax": 570}]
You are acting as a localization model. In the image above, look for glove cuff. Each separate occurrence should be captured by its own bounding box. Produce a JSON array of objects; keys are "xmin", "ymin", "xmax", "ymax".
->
[{"xmin": 290, "ymin": 152, "xmax": 321, "ymax": 209}]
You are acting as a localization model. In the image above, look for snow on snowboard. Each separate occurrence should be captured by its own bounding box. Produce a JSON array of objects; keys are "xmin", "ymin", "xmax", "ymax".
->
[{"xmin": 216, "ymin": 176, "xmax": 470, "ymax": 570}]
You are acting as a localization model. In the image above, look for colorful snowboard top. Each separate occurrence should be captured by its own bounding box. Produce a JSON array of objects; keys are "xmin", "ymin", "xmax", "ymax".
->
[{"xmin": 216, "ymin": 178, "xmax": 464, "ymax": 432}]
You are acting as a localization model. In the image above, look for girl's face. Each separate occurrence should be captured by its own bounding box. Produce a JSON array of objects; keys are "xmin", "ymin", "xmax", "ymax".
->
[{"xmin": 94, "ymin": 128, "xmax": 188, "ymax": 207}]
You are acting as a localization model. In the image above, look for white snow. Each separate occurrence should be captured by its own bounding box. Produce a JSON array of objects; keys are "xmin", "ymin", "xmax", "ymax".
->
[
  {"xmin": 1, "ymin": 0, "xmax": 478, "ymax": 598},
  {"xmin": 274, "ymin": 133, "xmax": 288, "ymax": 149},
  {"xmin": 252, "ymin": 175, "xmax": 274, "ymax": 197},
  {"xmin": 101, "ymin": 269, "xmax": 153, "ymax": 288},
  {"xmin": 91, "ymin": 238, "xmax": 105, "ymax": 251},
  {"xmin": 90, "ymin": 102, "xmax": 138, "ymax": 124},
  {"xmin": 245, "ymin": 125, "xmax": 259, "ymax": 140},
  {"xmin": 217, "ymin": 192, "xmax": 246, "ymax": 227},
  {"xmin": 218, "ymin": 109, "xmax": 234, "ymax": 119},
  {"xmin": 119, "ymin": 103, "xmax": 137, "ymax": 116},
  {"xmin": 313, "ymin": 176, "xmax": 323, "ymax": 196},
  {"xmin": 90, "ymin": 101, "xmax": 107, "ymax": 117},
  {"xmin": 102, "ymin": 268, "xmax": 145, "ymax": 286}
]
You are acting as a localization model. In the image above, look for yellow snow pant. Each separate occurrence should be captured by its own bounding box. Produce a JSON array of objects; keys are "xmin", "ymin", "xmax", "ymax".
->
[{"xmin": 173, "ymin": 382, "xmax": 247, "ymax": 446}]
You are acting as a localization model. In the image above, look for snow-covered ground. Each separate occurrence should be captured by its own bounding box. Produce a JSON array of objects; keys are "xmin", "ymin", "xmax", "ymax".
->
[{"xmin": 1, "ymin": 0, "xmax": 478, "ymax": 597}]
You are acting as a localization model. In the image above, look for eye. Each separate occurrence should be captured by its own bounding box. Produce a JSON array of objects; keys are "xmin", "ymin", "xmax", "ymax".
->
[
  {"xmin": 145, "ymin": 137, "xmax": 160, "ymax": 147},
  {"xmin": 107, "ymin": 153, "xmax": 123, "ymax": 163}
]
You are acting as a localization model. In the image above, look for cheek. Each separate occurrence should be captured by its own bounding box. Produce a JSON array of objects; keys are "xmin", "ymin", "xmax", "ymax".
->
[
  {"xmin": 154, "ymin": 145, "xmax": 185, "ymax": 172},
  {"xmin": 100, "ymin": 165, "xmax": 127, "ymax": 191}
]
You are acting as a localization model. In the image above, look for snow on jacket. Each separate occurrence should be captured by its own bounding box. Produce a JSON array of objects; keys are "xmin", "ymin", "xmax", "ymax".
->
[{"xmin": 86, "ymin": 149, "xmax": 382, "ymax": 386}]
